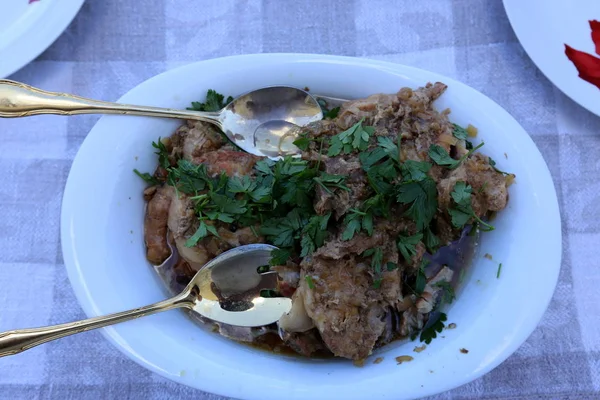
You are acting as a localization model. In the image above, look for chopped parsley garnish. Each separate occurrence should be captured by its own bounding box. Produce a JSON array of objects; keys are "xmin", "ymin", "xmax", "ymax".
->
[
  {"xmin": 328, "ymin": 118, "xmax": 374, "ymax": 156},
  {"xmin": 396, "ymin": 178, "xmax": 438, "ymax": 230},
  {"xmin": 452, "ymin": 123, "xmax": 468, "ymax": 140},
  {"xmin": 420, "ymin": 312, "xmax": 447, "ymax": 344},
  {"xmin": 270, "ymin": 248, "xmax": 292, "ymax": 266},
  {"xmin": 488, "ymin": 156, "xmax": 510, "ymax": 175},
  {"xmin": 414, "ymin": 258, "xmax": 428, "ymax": 295},
  {"xmin": 188, "ymin": 89, "xmax": 233, "ymax": 112},
  {"xmin": 133, "ymin": 169, "xmax": 159, "ymax": 185},
  {"xmin": 292, "ymin": 136, "xmax": 310, "ymax": 151},
  {"xmin": 317, "ymin": 98, "xmax": 340, "ymax": 120},
  {"xmin": 397, "ymin": 232, "xmax": 423, "ymax": 261},
  {"xmin": 305, "ymin": 275, "xmax": 316, "ymax": 289},
  {"xmin": 324, "ymin": 107, "xmax": 340, "ymax": 119},
  {"xmin": 434, "ymin": 280, "xmax": 456, "ymax": 305},
  {"xmin": 497, "ymin": 262, "xmax": 503, "ymax": 279},
  {"xmin": 428, "ymin": 141, "xmax": 484, "ymax": 169},
  {"xmin": 448, "ymin": 181, "xmax": 494, "ymax": 231},
  {"xmin": 363, "ymin": 247, "xmax": 384, "ymax": 288}
]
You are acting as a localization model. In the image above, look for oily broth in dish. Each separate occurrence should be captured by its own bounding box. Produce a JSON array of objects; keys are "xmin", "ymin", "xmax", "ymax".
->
[{"xmin": 136, "ymin": 83, "xmax": 512, "ymax": 361}]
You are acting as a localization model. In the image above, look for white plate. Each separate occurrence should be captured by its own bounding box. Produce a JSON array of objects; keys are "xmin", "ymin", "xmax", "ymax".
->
[
  {"xmin": 0, "ymin": 0, "xmax": 85, "ymax": 78},
  {"xmin": 504, "ymin": 0, "xmax": 600, "ymax": 116},
  {"xmin": 60, "ymin": 54, "xmax": 562, "ymax": 400}
]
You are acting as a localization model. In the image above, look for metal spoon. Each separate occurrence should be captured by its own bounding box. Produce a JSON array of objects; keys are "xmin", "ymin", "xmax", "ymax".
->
[
  {"xmin": 0, "ymin": 79, "xmax": 323, "ymax": 157},
  {"xmin": 0, "ymin": 244, "xmax": 292, "ymax": 358}
]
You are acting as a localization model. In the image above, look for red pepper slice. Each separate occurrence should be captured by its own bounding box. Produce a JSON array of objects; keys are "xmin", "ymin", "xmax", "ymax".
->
[
  {"xmin": 590, "ymin": 20, "xmax": 600, "ymax": 55},
  {"xmin": 565, "ymin": 44, "xmax": 600, "ymax": 89}
]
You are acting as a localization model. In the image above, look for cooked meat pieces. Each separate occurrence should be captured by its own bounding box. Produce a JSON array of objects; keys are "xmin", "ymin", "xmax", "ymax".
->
[
  {"xmin": 167, "ymin": 193, "xmax": 195, "ymax": 238},
  {"xmin": 194, "ymin": 148, "xmax": 261, "ymax": 177},
  {"xmin": 140, "ymin": 83, "xmax": 512, "ymax": 360},
  {"xmin": 144, "ymin": 185, "xmax": 172, "ymax": 265},
  {"xmin": 181, "ymin": 120, "xmax": 225, "ymax": 160},
  {"xmin": 437, "ymin": 153, "xmax": 509, "ymax": 220},
  {"xmin": 300, "ymin": 255, "xmax": 386, "ymax": 360}
]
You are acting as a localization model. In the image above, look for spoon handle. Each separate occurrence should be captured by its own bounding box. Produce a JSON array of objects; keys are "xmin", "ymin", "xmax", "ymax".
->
[
  {"xmin": 0, "ymin": 291, "xmax": 193, "ymax": 357},
  {"xmin": 0, "ymin": 79, "xmax": 221, "ymax": 123}
]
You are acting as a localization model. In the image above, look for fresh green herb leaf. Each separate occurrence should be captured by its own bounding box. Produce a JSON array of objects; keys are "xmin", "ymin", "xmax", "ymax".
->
[
  {"xmin": 420, "ymin": 312, "xmax": 447, "ymax": 344},
  {"xmin": 448, "ymin": 181, "xmax": 495, "ymax": 231},
  {"xmin": 185, "ymin": 220, "xmax": 219, "ymax": 247},
  {"xmin": 152, "ymin": 139, "xmax": 171, "ymax": 169},
  {"xmin": 497, "ymin": 262, "xmax": 502, "ymax": 279},
  {"xmin": 397, "ymin": 232, "xmax": 423, "ymax": 261},
  {"xmin": 415, "ymin": 258, "xmax": 428, "ymax": 295},
  {"xmin": 134, "ymin": 169, "xmax": 159, "ymax": 185},
  {"xmin": 428, "ymin": 144, "xmax": 458, "ymax": 167},
  {"xmin": 324, "ymin": 106, "xmax": 340, "ymax": 119},
  {"xmin": 465, "ymin": 140, "xmax": 473, "ymax": 150},
  {"xmin": 204, "ymin": 210, "xmax": 234, "ymax": 223},
  {"xmin": 359, "ymin": 147, "xmax": 388, "ymax": 170},
  {"xmin": 362, "ymin": 213, "xmax": 374, "ymax": 236},
  {"xmin": 293, "ymin": 136, "xmax": 310, "ymax": 151},
  {"xmin": 396, "ymin": 178, "xmax": 438, "ymax": 230},
  {"xmin": 305, "ymin": 275, "xmax": 315, "ymax": 289},
  {"xmin": 313, "ymin": 173, "xmax": 350, "ymax": 195},
  {"xmin": 188, "ymin": 89, "xmax": 233, "ymax": 112},
  {"xmin": 448, "ymin": 208, "xmax": 472, "ymax": 229},
  {"xmin": 168, "ymin": 159, "xmax": 210, "ymax": 194},
  {"xmin": 300, "ymin": 213, "xmax": 331, "ymax": 256},
  {"xmin": 260, "ymin": 289, "xmax": 279, "ymax": 298},
  {"xmin": 386, "ymin": 262, "xmax": 398, "ymax": 271},
  {"xmin": 428, "ymin": 142, "xmax": 485, "ymax": 169},
  {"xmin": 434, "ymin": 280, "xmax": 456, "ymax": 305},
  {"xmin": 227, "ymin": 175, "xmax": 256, "ymax": 193},
  {"xmin": 270, "ymin": 248, "xmax": 292, "ymax": 266},
  {"xmin": 254, "ymin": 159, "xmax": 275, "ymax": 175},
  {"xmin": 327, "ymin": 119, "xmax": 374, "ymax": 156},
  {"xmin": 342, "ymin": 212, "xmax": 362, "ymax": 241},
  {"xmin": 318, "ymin": 99, "xmax": 340, "ymax": 120},
  {"xmin": 488, "ymin": 157, "xmax": 510, "ymax": 175},
  {"xmin": 423, "ymin": 227, "xmax": 440, "ymax": 253},
  {"xmin": 452, "ymin": 123, "xmax": 468, "ymax": 140},
  {"xmin": 363, "ymin": 247, "xmax": 384, "ymax": 288},
  {"xmin": 377, "ymin": 136, "xmax": 399, "ymax": 163},
  {"xmin": 401, "ymin": 160, "xmax": 432, "ymax": 182},
  {"xmin": 260, "ymin": 209, "xmax": 304, "ymax": 247}
]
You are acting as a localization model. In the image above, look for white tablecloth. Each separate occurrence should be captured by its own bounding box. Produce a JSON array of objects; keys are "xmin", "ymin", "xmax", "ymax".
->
[{"xmin": 1, "ymin": 1, "xmax": 598, "ymax": 399}]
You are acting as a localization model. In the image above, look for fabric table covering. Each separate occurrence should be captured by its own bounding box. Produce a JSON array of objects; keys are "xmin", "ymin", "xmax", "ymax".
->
[{"xmin": 0, "ymin": 1, "xmax": 598, "ymax": 399}]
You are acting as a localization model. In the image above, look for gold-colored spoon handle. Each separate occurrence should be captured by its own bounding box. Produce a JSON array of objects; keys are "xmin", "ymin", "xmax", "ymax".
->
[
  {"xmin": 0, "ymin": 291, "xmax": 193, "ymax": 357},
  {"xmin": 0, "ymin": 79, "xmax": 221, "ymax": 123}
]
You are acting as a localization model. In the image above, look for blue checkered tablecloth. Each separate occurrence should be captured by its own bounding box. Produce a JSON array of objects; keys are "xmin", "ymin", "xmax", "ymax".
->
[{"xmin": 1, "ymin": 1, "xmax": 598, "ymax": 399}]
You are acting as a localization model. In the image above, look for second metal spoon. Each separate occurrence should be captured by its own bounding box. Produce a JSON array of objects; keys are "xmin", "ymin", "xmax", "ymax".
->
[
  {"xmin": 0, "ymin": 244, "xmax": 292, "ymax": 358},
  {"xmin": 0, "ymin": 79, "xmax": 323, "ymax": 157}
]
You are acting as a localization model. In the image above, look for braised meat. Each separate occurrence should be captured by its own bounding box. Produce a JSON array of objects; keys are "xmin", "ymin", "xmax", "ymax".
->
[{"xmin": 139, "ymin": 83, "xmax": 512, "ymax": 361}]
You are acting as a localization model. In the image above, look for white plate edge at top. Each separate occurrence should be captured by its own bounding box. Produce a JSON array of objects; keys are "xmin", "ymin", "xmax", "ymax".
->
[{"xmin": 0, "ymin": 0, "xmax": 85, "ymax": 78}]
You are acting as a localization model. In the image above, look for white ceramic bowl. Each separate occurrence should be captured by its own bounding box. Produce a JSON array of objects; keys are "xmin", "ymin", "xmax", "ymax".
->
[{"xmin": 61, "ymin": 54, "xmax": 562, "ymax": 400}]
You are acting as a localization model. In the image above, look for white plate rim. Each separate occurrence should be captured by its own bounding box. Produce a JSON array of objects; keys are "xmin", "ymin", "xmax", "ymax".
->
[
  {"xmin": 0, "ymin": 0, "xmax": 85, "ymax": 78},
  {"xmin": 60, "ymin": 53, "xmax": 562, "ymax": 400},
  {"xmin": 503, "ymin": 0, "xmax": 600, "ymax": 117}
]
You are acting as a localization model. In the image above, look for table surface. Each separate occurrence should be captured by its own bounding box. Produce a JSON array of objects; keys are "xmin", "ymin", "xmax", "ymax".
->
[{"xmin": 1, "ymin": 0, "xmax": 599, "ymax": 399}]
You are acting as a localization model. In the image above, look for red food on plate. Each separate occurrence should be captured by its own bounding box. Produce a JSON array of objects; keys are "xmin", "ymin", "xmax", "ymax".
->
[
  {"xmin": 591, "ymin": 20, "xmax": 600, "ymax": 55},
  {"xmin": 565, "ymin": 20, "xmax": 600, "ymax": 90},
  {"xmin": 565, "ymin": 45, "xmax": 600, "ymax": 89}
]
